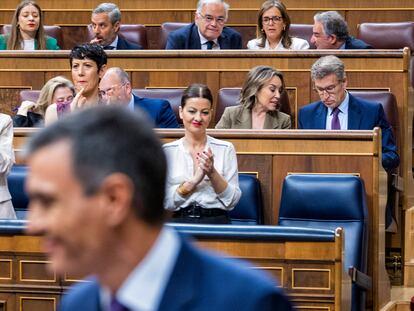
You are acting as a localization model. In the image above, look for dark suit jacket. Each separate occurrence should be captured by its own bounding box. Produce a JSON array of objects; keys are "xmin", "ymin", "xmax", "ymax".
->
[
  {"xmin": 298, "ymin": 93, "xmax": 399, "ymax": 171},
  {"xmin": 344, "ymin": 36, "xmax": 372, "ymax": 49},
  {"xmin": 133, "ymin": 95, "xmax": 179, "ymax": 128},
  {"xmin": 116, "ymin": 35, "xmax": 143, "ymax": 50},
  {"xmin": 166, "ymin": 22, "xmax": 242, "ymax": 49},
  {"xmin": 59, "ymin": 236, "xmax": 293, "ymax": 311}
]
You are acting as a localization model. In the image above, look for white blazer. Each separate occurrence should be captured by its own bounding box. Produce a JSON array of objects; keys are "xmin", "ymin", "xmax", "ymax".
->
[{"xmin": 0, "ymin": 114, "xmax": 16, "ymax": 218}]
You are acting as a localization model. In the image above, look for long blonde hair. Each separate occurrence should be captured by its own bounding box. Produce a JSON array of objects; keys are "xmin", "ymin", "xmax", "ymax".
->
[
  {"xmin": 7, "ymin": 0, "xmax": 46, "ymax": 50},
  {"xmin": 33, "ymin": 76, "xmax": 75, "ymax": 115}
]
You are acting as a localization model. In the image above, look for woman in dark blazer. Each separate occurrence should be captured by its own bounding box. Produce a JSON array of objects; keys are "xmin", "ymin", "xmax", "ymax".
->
[{"xmin": 216, "ymin": 66, "xmax": 291, "ymax": 129}]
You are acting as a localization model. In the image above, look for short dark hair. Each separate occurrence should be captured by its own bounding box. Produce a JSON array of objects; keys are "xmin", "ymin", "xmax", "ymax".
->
[
  {"xmin": 26, "ymin": 106, "xmax": 167, "ymax": 225},
  {"xmin": 69, "ymin": 44, "xmax": 107, "ymax": 72},
  {"xmin": 181, "ymin": 83, "xmax": 213, "ymax": 107}
]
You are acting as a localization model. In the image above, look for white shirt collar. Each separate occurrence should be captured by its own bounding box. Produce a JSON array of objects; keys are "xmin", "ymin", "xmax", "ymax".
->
[
  {"xmin": 101, "ymin": 226, "xmax": 181, "ymax": 311},
  {"xmin": 197, "ymin": 27, "xmax": 219, "ymax": 49},
  {"xmin": 127, "ymin": 94, "xmax": 135, "ymax": 111},
  {"xmin": 264, "ymin": 39, "xmax": 283, "ymax": 50},
  {"xmin": 327, "ymin": 91, "xmax": 349, "ymax": 115},
  {"xmin": 107, "ymin": 35, "xmax": 119, "ymax": 49}
]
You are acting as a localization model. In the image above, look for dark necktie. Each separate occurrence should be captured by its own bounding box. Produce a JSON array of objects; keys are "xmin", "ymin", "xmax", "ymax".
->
[
  {"xmin": 110, "ymin": 298, "xmax": 129, "ymax": 311},
  {"xmin": 331, "ymin": 107, "xmax": 341, "ymax": 130},
  {"xmin": 103, "ymin": 45, "xmax": 115, "ymax": 50},
  {"xmin": 206, "ymin": 41, "xmax": 214, "ymax": 50}
]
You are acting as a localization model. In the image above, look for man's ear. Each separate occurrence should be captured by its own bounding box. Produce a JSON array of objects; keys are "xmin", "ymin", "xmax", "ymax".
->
[
  {"xmin": 99, "ymin": 173, "xmax": 135, "ymax": 227},
  {"xmin": 113, "ymin": 21, "xmax": 120, "ymax": 33},
  {"xmin": 329, "ymin": 34, "xmax": 338, "ymax": 45},
  {"xmin": 99, "ymin": 64, "xmax": 107, "ymax": 79}
]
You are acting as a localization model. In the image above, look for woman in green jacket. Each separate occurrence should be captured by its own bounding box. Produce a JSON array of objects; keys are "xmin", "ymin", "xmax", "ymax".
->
[{"xmin": 0, "ymin": 0, "xmax": 59, "ymax": 50}]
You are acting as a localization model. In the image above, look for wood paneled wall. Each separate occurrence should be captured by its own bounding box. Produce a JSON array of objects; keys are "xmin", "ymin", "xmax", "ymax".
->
[
  {"xmin": 2, "ymin": 49, "xmax": 413, "ymax": 216},
  {"xmin": 0, "ymin": 0, "xmax": 414, "ymax": 48},
  {"xmin": 0, "ymin": 225, "xmax": 349, "ymax": 311}
]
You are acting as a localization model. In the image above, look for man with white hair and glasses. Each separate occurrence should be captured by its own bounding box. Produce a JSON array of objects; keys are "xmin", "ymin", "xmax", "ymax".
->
[{"xmin": 166, "ymin": 0, "xmax": 242, "ymax": 50}]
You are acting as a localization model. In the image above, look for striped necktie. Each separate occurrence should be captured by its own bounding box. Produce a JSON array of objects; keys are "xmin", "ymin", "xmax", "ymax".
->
[{"xmin": 331, "ymin": 107, "xmax": 341, "ymax": 130}]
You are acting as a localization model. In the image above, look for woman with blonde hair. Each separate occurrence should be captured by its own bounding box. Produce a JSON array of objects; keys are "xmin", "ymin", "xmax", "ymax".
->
[
  {"xmin": 216, "ymin": 65, "xmax": 291, "ymax": 129},
  {"xmin": 247, "ymin": 1, "xmax": 308, "ymax": 50},
  {"xmin": 0, "ymin": 0, "xmax": 59, "ymax": 50},
  {"xmin": 13, "ymin": 76, "xmax": 75, "ymax": 127}
]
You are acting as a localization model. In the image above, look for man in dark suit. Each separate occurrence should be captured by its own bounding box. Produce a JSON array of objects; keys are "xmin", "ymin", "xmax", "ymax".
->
[
  {"xmin": 299, "ymin": 55, "xmax": 399, "ymax": 229},
  {"xmin": 25, "ymin": 106, "xmax": 293, "ymax": 311},
  {"xmin": 166, "ymin": 0, "xmax": 242, "ymax": 50},
  {"xmin": 311, "ymin": 11, "xmax": 371, "ymax": 49},
  {"xmin": 298, "ymin": 55, "xmax": 399, "ymax": 171},
  {"xmin": 90, "ymin": 3, "xmax": 142, "ymax": 50},
  {"xmin": 99, "ymin": 67, "xmax": 179, "ymax": 128}
]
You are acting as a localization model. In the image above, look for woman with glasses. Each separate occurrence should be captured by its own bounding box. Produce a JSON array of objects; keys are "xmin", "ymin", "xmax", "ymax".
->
[
  {"xmin": 216, "ymin": 66, "xmax": 291, "ymax": 129},
  {"xmin": 13, "ymin": 76, "xmax": 75, "ymax": 127},
  {"xmin": 163, "ymin": 83, "xmax": 241, "ymax": 224},
  {"xmin": 0, "ymin": 0, "xmax": 59, "ymax": 50},
  {"xmin": 247, "ymin": 1, "xmax": 309, "ymax": 50}
]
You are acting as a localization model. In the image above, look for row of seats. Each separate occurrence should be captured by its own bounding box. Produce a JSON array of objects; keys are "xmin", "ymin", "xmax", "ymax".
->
[
  {"xmin": 7, "ymin": 165, "xmax": 263, "ymax": 225},
  {"xmin": 7, "ymin": 164, "xmax": 370, "ymax": 310},
  {"xmin": 2, "ymin": 21, "xmax": 414, "ymax": 54}
]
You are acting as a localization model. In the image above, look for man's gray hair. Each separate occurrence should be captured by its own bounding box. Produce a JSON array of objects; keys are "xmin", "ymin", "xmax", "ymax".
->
[
  {"xmin": 93, "ymin": 3, "xmax": 121, "ymax": 24},
  {"xmin": 196, "ymin": 0, "xmax": 230, "ymax": 19},
  {"xmin": 311, "ymin": 55, "xmax": 346, "ymax": 81},
  {"xmin": 314, "ymin": 11, "xmax": 349, "ymax": 42},
  {"xmin": 107, "ymin": 67, "xmax": 130, "ymax": 84}
]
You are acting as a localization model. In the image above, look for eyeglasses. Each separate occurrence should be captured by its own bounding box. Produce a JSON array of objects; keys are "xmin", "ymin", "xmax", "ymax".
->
[
  {"xmin": 313, "ymin": 81, "xmax": 343, "ymax": 95},
  {"xmin": 262, "ymin": 16, "xmax": 283, "ymax": 24},
  {"xmin": 197, "ymin": 13, "xmax": 226, "ymax": 25},
  {"xmin": 99, "ymin": 83, "xmax": 126, "ymax": 97}
]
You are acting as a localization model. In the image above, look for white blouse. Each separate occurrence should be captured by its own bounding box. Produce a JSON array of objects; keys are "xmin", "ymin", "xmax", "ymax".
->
[
  {"xmin": 163, "ymin": 136, "xmax": 241, "ymax": 211},
  {"xmin": 247, "ymin": 37, "xmax": 309, "ymax": 50}
]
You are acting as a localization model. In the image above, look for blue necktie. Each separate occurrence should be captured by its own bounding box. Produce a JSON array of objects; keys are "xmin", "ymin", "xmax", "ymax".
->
[
  {"xmin": 331, "ymin": 107, "xmax": 341, "ymax": 130},
  {"xmin": 206, "ymin": 41, "xmax": 214, "ymax": 50}
]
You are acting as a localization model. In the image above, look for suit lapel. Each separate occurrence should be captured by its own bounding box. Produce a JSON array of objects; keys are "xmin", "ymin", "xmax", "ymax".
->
[
  {"xmin": 218, "ymin": 29, "xmax": 228, "ymax": 49},
  {"xmin": 190, "ymin": 24, "xmax": 202, "ymax": 49},
  {"xmin": 263, "ymin": 112, "xmax": 280, "ymax": 129},
  {"xmin": 158, "ymin": 239, "xmax": 198, "ymax": 311},
  {"xmin": 347, "ymin": 94, "xmax": 362, "ymax": 129},
  {"xmin": 234, "ymin": 107, "xmax": 252, "ymax": 128},
  {"xmin": 315, "ymin": 102, "xmax": 328, "ymax": 129}
]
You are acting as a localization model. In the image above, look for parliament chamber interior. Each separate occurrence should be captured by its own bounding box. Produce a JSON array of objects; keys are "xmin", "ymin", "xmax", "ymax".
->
[{"xmin": 0, "ymin": 0, "xmax": 414, "ymax": 310}]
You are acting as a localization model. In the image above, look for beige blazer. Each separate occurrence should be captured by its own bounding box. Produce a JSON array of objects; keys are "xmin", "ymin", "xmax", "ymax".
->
[
  {"xmin": 0, "ymin": 114, "xmax": 16, "ymax": 219},
  {"xmin": 215, "ymin": 105, "xmax": 291, "ymax": 129}
]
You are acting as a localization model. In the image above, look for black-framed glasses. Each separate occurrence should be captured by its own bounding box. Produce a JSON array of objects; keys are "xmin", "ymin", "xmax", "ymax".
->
[
  {"xmin": 198, "ymin": 13, "xmax": 226, "ymax": 25},
  {"xmin": 313, "ymin": 81, "xmax": 343, "ymax": 95},
  {"xmin": 262, "ymin": 16, "xmax": 283, "ymax": 24}
]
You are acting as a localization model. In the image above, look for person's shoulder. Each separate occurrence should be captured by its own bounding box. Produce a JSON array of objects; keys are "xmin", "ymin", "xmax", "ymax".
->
[
  {"xmin": 277, "ymin": 110, "xmax": 292, "ymax": 120},
  {"xmin": 247, "ymin": 38, "xmax": 261, "ymax": 49},
  {"xmin": 117, "ymin": 36, "xmax": 143, "ymax": 50},
  {"xmin": 345, "ymin": 36, "xmax": 372, "ymax": 49},
  {"xmin": 187, "ymin": 240, "xmax": 291, "ymax": 308},
  {"xmin": 350, "ymin": 93, "xmax": 380, "ymax": 110},
  {"xmin": 207, "ymin": 135, "xmax": 234, "ymax": 149},
  {"xmin": 300, "ymin": 100, "xmax": 322, "ymax": 112},
  {"xmin": 170, "ymin": 23, "xmax": 193, "ymax": 37},
  {"xmin": 224, "ymin": 105, "xmax": 244, "ymax": 114},
  {"xmin": 0, "ymin": 34, "xmax": 7, "ymax": 49},
  {"xmin": 291, "ymin": 37, "xmax": 310, "ymax": 49},
  {"xmin": 0, "ymin": 113, "xmax": 11, "ymax": 123},
  {"xmin": 45, "ymin": 36, "xmax": 59, "ymax": 50},
  {"xmin": 162, "ymin": 138, "xmax": 181, "ymax": 150},
  {"xmin": 60, "ymin": 279, "xmax": 100, "ymax": 310},
  {"xmin": 136, "ymin": 95, "xmax": 169, "ymax": 108}
]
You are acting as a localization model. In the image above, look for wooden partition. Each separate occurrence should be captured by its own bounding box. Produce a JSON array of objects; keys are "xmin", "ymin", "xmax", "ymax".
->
[
  {"xmin": 13, "ymin": 128, "xmax": 389, "ymax": 310},
  {"xmin": 2, "ymin": 49, "xmax": 412, "ymax": 215},
  {"xmin": 0, "ymin": 223, "xmax": 350, "ymax": 311}
]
